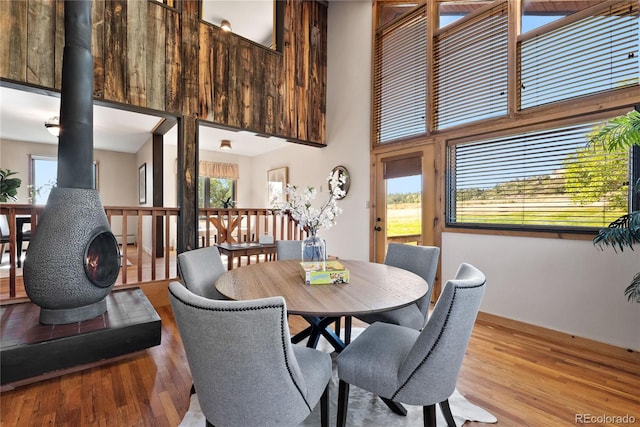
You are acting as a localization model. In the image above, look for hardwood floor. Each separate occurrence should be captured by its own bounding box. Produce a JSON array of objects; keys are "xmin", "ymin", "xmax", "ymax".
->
[{"xmin": 1, "ymin": 304, "xmax": 638, "ymax": 426}]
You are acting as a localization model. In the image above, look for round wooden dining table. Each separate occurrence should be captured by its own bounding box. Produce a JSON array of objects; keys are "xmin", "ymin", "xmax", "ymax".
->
[{"xmin": 215, "ymin": 259, "xmax": 428, "ymax": 352}]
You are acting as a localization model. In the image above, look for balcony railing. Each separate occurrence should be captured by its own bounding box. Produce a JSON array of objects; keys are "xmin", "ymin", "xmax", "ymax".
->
[{"xmin": 1, "ymin": 205, "xmax": 302, "ymax": 302}]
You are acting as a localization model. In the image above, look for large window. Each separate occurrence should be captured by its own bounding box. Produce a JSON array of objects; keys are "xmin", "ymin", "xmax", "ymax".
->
[
  {"xmin": 433, "ymin": 2, "xmax": 508, "ymax": 129},
  {"xmin": 374, "ymin": 5, "xmax": 427, "ymax": 144},
  {"xmin": 520, "ymin": 1, "xmax": 639, "ymax": 109},
  {"xmin": 446, "ymin": 114, "xmax": 633, "ymax": 231}
]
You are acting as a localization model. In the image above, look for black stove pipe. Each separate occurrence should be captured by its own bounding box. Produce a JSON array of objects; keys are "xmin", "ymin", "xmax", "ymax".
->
[{"xmin": 57, "ymin": 0, "xmax": 93, "ymax": 190}]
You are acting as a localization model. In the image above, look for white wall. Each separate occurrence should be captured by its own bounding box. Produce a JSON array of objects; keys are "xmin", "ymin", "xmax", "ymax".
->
[
  {"xmin": 442, "ymin": 233, "xmax": 640, "ymax": 350},
  {"xmin": 249, "ymin": 0, "xmax": 373, "ymax": 261},
  {"xmin": 322, "ymin": 1, "xmax": 640, "ymax": 350},
  {"xmin": 0, "ymin": 138, "xmax": 137, "ymax": 205}
]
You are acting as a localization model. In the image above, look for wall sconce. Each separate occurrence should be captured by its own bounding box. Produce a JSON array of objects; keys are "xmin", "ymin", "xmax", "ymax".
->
[
  {"xmin": 220, "ymin": 19, "xmax": 232, "ymax": 32},
  {"xmin": 45, "ymin": 116, "xmax": 60, "ymax": 136},
  {"xmin": 220, "ymin": 139, "xmax": 232, "ymax": 150}
]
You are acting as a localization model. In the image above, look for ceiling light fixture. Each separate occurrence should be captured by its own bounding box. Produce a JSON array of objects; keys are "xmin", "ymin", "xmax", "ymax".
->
[
  {"xmin": 44, "ymin": 116, "xmax": 60, "ymax": 136},
  {"xmin": 220, "ymin": 19, "xmax": 232, "ymax": 32},
  {"xmin": 220, "ymin": 139, "xmax": 232, "ymax": 150}
]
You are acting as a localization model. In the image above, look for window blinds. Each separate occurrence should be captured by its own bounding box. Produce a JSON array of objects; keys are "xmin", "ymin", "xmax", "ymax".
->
[
  {"xmin": 433, "ymin": 2, "xmax": 508, "ymax": 130},
  {"xmin": 520, "ymin": 1, "xmax": 639, "ymax": 109},
  {"xmin": 373, "ymin": 6, "xmax": 427, "ymax": 144},
  {"xmin": 447, "ymin": 118, "xmax": 631, "ymax": 230}
]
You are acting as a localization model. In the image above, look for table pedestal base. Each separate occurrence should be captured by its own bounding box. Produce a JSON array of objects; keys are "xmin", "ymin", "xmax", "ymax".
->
[{"xmin": 291, "ymin": 316, "xmax": 352, "ymax": 353}]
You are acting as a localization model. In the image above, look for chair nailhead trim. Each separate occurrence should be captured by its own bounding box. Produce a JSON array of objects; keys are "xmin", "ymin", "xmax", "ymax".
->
[
  {"xmin": 169, "ymin": 287, "xmax": 313, "ymax": 412},
  {"xmin": 392, "ymin": 282, "xmax": 485, "ymax": 400}
]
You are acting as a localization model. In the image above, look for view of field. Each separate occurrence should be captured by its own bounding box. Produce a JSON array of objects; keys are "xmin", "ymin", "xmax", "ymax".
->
[
  {"xmin": 386, "ymin": 194, "xmax": 625, "ymax": 236},
  {"xmin": 387, "ymin": 203, "xmax": 421, "ymax": 237},
  {"xmin": 455, "ymin": 195, "xmax": 625, "ymax": 227}
]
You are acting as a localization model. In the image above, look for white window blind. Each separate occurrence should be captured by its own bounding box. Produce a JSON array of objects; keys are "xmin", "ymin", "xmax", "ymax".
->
[
  {"xmin": 433, "ymin": 2, "xmax": 508, "ymax": 130},
  {"xmin": 520, "ymin": 1, "xmax": 639, "ymax": 109},
  {"xmin": 447, "ymin": 117, "xmax": 631, "ymax": 230},
  {"xmin": 374, "ymin": 6, "xmax": 427, "ymax": 144}
]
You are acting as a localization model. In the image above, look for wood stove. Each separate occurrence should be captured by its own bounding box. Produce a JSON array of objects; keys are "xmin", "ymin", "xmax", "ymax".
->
[{"xmin": 23, "ymin": 0, "xmax": 120, "ymax": 324}]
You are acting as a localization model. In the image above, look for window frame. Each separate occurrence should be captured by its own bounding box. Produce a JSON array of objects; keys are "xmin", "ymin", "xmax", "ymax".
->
[
  {"xmin": 444, "ymin": 110, "xmax": 637, "ymax": 234},
  {"xmin": 198, "ymin": 176, "xmax": 237, "ymax": 209}
]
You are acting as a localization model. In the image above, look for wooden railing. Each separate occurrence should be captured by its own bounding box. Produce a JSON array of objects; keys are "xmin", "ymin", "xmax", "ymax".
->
[
  {"xmin": 198, "ymin": 208, "xmax": 305, "ymax": 246},
  {"xmin": 1, "ymin": 205, "xmax": 304, "ymax": 302}
]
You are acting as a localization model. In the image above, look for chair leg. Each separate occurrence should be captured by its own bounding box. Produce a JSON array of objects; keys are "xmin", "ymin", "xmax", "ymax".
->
[
  {"xmin": 439, "ymin": 399, "xmax": 456, "ymax": 426},
  {"xmin": 423, "ymin": 404, "xmax": 436, "ymax": 427},
  {"xmin": 337, "ymin": 380, "xmax": 350, "ymax": 427},
  {"xmin": 380, "ymin": 397, "xmax": 407, "ymax": 416},
  {"xmin": 320, "ymin": 384, "xmax": 329, "ymax": 427}
]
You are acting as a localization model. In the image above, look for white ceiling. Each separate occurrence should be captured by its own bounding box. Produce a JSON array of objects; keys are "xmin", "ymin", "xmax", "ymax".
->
[
  {"xmin": 0, "ymin": 85, "xmax": 290, "ymax": 157},
  {"xmin": 201, "ymin": 0, "xmax": 274, "ymax": 47}
]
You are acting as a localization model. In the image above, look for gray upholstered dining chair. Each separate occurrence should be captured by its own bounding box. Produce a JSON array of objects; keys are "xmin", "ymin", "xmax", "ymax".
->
[
  {"xmin": 276, "ymin": 239, "xmax": 303, "ymax": 260},
  {"xmin": 336, "ymin": 263, "xmax": 486, "ymax": 427},
  {"xmin": 168, "ymin": 281, "xmax": 332, "ymax": 427},
  {"xmin": 177, "ymin": 246, "xmax": 227, "ymax": 300},
  {"xmin": 356, "ymin": 243, "xmax": 440, "ymax": 330}
]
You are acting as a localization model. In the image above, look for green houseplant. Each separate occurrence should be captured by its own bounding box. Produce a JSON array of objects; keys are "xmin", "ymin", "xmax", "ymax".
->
[
  {"xmin": 589, "ymin": 110, "xmax": 640, "ymax": 302},
  {"xmin": 0, "ymin": 169, "xmax": 21, "ymax": 202}
]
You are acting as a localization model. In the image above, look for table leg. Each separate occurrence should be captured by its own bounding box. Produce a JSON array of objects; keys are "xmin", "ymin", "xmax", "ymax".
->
[
  {"xmin": 300, "ymin": 316, "xmax": 346, "ymax": 352},
  {"xmin": 227, "ymin": 255, "xmax": 233, "ymax": 271}
]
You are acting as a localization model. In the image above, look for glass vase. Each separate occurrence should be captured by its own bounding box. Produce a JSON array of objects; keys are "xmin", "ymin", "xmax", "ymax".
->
[{"xmin": 302, "ymin": 234, "xmax": 326, "ymax": 263}]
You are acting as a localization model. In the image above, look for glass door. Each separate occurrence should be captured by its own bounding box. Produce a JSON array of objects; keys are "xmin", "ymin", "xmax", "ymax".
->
[{"xmin": 373, "ymin": 146, "xmax": 435, "ymax": 263}]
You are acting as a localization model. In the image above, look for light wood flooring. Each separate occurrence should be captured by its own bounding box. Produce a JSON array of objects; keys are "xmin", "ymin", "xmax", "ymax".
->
[{"xmin": 1, "ymin": 304, "xmax": 638, "ymax": 426}]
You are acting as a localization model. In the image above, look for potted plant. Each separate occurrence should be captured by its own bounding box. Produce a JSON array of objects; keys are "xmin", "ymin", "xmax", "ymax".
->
[
  {"xmin": 0, "ymin": 169, "xmax": 21, "ymax": 202},
  {"xmin": 589, "ymin": 110, "xmax": 640, "ymax": 302}
]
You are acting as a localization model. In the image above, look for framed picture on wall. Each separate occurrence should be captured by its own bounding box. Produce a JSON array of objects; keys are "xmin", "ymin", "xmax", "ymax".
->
[
  {"xmin": 139, "ymin": 163, "xmax": 147, "ymax": 204},
  {"xmin": 267, "ymin": 167, "xmax": 288, "ymax": 208}
]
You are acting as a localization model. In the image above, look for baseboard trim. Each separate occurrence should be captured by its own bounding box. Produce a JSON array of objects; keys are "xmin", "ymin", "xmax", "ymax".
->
[{"xmin": 476, "ymin": 311, "xmax": 639, "ymax": 362}]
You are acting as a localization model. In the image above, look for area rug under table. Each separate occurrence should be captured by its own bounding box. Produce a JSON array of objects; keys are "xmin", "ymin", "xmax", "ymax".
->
[{"xmin": 179, "ymin": 329, "xmax": 497, "ymax": 427}]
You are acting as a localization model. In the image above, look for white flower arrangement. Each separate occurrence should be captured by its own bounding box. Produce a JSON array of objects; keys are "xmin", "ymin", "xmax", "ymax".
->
[{"xmin": 278, "ymin": 172, "xmax": 346, "ymax": 235}]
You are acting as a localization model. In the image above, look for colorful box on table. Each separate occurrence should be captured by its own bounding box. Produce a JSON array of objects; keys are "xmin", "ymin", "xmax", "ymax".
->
[{"xmin": 299, "ymin": 260, "xmax": 350, "ymax": 285}]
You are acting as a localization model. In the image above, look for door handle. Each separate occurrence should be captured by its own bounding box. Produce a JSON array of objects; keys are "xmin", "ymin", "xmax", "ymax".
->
[{"xmin": 374, "ymin": 226, "xmax": 382, "ymax": 232}]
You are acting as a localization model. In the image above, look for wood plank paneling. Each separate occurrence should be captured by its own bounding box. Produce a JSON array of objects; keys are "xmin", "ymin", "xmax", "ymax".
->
[
  {"xmin": 26, "ymin": 0, "xmax": 55, "ymax": 88},
  {"xmin": 0, "ymin": 0, "xmax": 27, "ymax": 81},
  {"xmin": 165, "ymin": 8, "xmax": 181, "ymax": 114},
  {"xmin": 104, "ymin": 0, "xmax": 127, "ymax": 103},
  {"xmin": 92, "ymin": 0, "xmax": 105, "ymax": 98},
  {"xmin": 126, "ymin": 0, "xmax": 147, "ymax": 106},
  {"xmin": 214, "ymin": 30, "xmax": 229, "ymax": 123},
  {"xmin": 146, "ymin": 2, "xmax": 166, "ymax": 111},
  {"xmin": 181, "ymin": 0, "xmax": 199, "ymax": 118},
  {"xmin": 239, "ymin": 40, "xmax": 253, "ymax": 129},
  {"xmin": 198, "ymin": 24, "xmax": 215, "ymax": 121},
  {"xmin": 226, "ymin": 35, "xmax": 241, "ymax": 128},
  {"xmin": 54, "ymin": 0, "xmax": 64, "ymax": 90}
]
